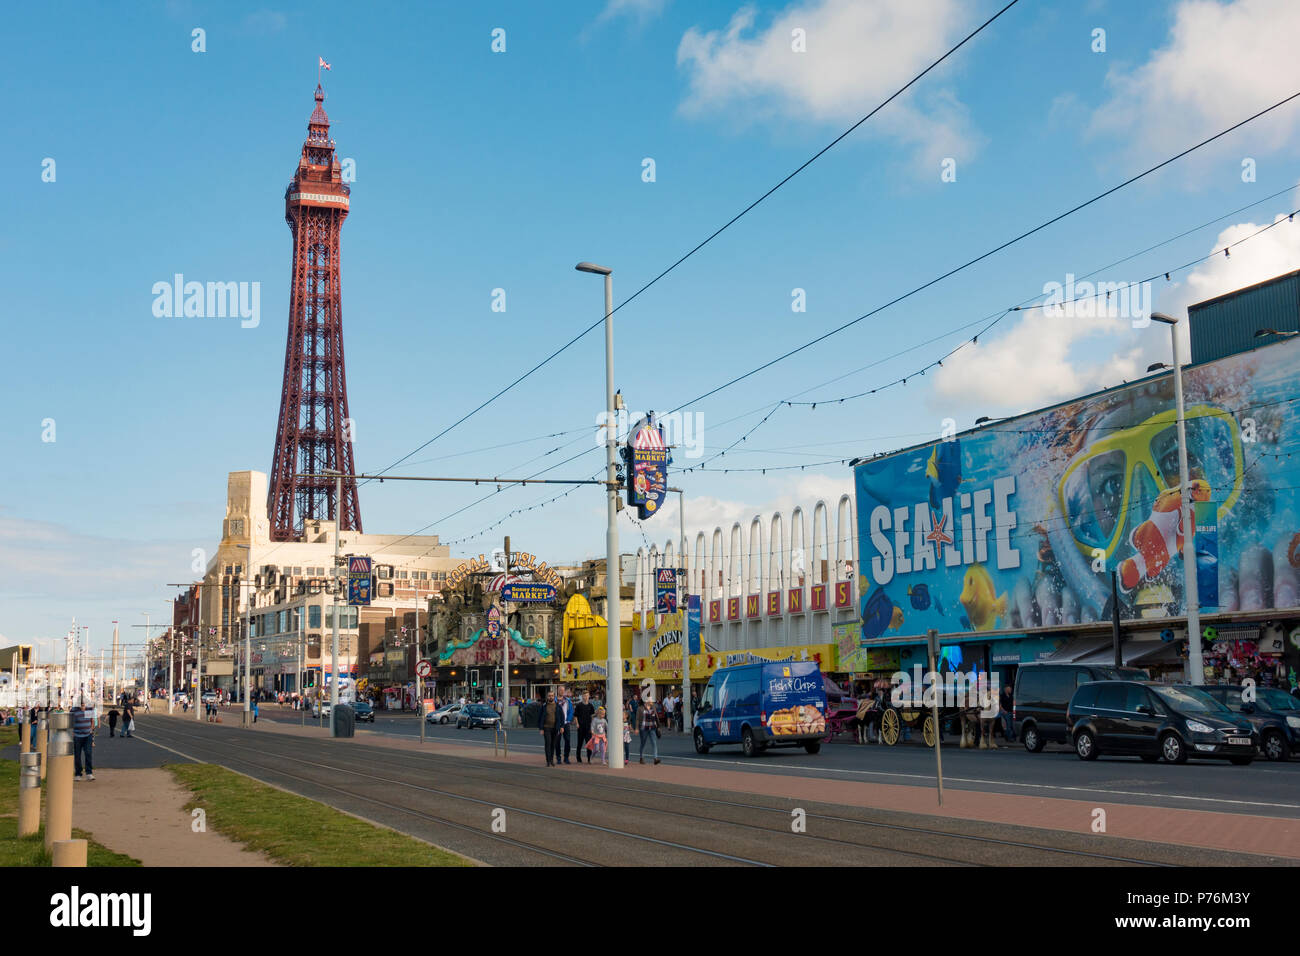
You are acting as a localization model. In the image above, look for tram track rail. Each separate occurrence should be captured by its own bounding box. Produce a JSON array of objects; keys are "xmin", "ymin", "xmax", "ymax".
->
[
  {"xmin": 140, "ymin": 719, "xmax": 1191, "ymax": 867},
  {"xmin": 138, "ymin": 724, "xmax": 775, "ymax": 867}
]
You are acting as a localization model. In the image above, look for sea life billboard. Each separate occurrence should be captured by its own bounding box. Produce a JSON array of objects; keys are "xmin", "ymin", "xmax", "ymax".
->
[{"xmin": 854, "ymin": 338, "xmax": 1300, "ymax": 641}]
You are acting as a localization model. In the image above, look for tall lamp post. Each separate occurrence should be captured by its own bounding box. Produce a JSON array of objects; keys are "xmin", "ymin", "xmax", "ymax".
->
[
  {"xmin": 234, "ymin": 543, "xmax": 253, "ymax": 726},
  {"xmin": 165, "ymin": 599, "xmax": 176, "ymax": 714},
  {"xmin": 1150, "ymin": 312, "xmax": 1202, "ymax": 683},
  {"xmin": 668, "ymin": 487, "xmax": 692, "ymax": 733},
  {"xmin": 576, "ymin": 260, "xmax": 624, "ymax": 769},
  {"xmin": 323, "ymin": 469, "xmax": 343, "ymax": 738}
]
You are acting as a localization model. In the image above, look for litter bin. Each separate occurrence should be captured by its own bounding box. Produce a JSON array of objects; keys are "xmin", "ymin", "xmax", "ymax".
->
[{"xmin": 334, "ymin": 704, "xmax": 356, "ymax": 738}]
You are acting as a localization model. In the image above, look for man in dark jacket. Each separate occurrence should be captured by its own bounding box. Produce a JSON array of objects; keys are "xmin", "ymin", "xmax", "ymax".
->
[
  {"xmin": 538, "ymin": 692, "xmax": 561, "ymax": 766},
  {"xmin": 556, "ymin": 687, "xmax": 574, "ymax": 764},
  {"xmin": 574, "ymin": 691, "xmax": 595, "ymax": 764},
  {"xmin": 107, "ymin": 707, "xmax": 120, "ymax": 737}
]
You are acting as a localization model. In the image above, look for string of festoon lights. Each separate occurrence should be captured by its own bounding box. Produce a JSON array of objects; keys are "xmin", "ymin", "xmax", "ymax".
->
[
  {"xmin": 676, "ymin": 202, "xmax": 1300, "ymax": 473},
  {"xmin": 363, "ymin": 2, "xmax": 1026, "ymax": 491},
  {"xmin": 428, "ymin": 197, "xmax": 1300, "ymax": 548}
]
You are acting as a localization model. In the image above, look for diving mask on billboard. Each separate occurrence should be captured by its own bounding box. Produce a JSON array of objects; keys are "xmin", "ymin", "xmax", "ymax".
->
[{"xmin": 1058, "ymin": 404, "xmax": 1244, "ymax": 560}]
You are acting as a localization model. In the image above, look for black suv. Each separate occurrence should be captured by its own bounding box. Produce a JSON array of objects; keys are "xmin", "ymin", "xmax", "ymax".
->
[
  {"xmin": 1015, "ymin": 662, "xmax": 1149, "ymax": 752},
  {"xmin": 1197, "ymin": 685, "xmax": 1299, "ymax": 761},
  {"xmin": 1067, "ymin": 681, "xmax": 1257, "ymax": 764},
  {"xmin": 352, "ymin": 700, "xmax": 375, "ymax": 723}
]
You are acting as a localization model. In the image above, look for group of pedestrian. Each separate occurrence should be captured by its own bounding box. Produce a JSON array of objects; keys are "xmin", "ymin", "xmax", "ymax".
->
[{"xmin": 538, "ymin": 687, "xmax": 608, "ymax": 766}]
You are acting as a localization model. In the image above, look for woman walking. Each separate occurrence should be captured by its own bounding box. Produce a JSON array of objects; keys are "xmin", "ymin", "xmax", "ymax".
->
[{"xmin": 638, "ymin": 692, "xmax": 661, "ymax": 765}]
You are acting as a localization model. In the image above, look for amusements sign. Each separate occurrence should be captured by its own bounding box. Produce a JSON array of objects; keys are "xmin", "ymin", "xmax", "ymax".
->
[{"xmin": 854, "ymin": 337, "xmax": 1300, "ymax": 641}]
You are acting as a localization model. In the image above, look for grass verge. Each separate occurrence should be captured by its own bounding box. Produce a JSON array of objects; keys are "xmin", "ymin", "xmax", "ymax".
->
[
  {"xmin": 0, "ymin": 725, "xmax": 139, "ymax": 866},
  {"xmin": 165, "ymin": 762, "xmax": 471, "ymax": 866}
]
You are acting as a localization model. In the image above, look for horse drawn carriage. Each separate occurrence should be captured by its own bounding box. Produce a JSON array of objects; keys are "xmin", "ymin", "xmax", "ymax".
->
[{"xmin": 824, "ymin": 675, "xmax": 1001, "ymax": 748}]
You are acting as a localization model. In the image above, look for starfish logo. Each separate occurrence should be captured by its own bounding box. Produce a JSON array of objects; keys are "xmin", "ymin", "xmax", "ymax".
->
[{"xmin": 926, "ymin": 508, "xmax": 954, "ymax": 558}]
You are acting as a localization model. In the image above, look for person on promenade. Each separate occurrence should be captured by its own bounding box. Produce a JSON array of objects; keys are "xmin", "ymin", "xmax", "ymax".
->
[
  {"xmin": 556, "ymin": 687, "xmax": 574, "ymax": 765},
  {"xmin": 107, "ymin": 707, "xmax": 120, "ymax": 737},
  {"xmin": 539, "ymin": 691, "xmax": 561, "ymax": 767},
  {"xmin": 590, "ymin": 707, "xmax": 609, "ymax": 765},
  {"xmin": 638, "ymin": 691, "xmax": 661, "ymax": 765},
  {"xmin": 574, "ymin": 691, "xmax": 595, "ymax": 764},
  {"xmin": 71, "ymin": 704, "xmax": 95, "ymax": 781}
]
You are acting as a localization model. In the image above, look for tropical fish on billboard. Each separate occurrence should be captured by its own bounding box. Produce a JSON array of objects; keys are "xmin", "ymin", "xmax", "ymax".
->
[
  {"xmin": 959, "ymin": 564, "xmax": 1007, "ymax": 631},
  {"xmin": 926, "ymin": 440, "xmax": 962, "ymax": 509},
  {"xmin": 1118, "ymin": 480, "xmax": 1211, "ymax": 592},
  {"xmin": 861, "ymin": 587, "xmax": 905, "ymax": 641},
  {"xmin": 908, "ymin": 583, "xmax": 931, "ymax": 611}
]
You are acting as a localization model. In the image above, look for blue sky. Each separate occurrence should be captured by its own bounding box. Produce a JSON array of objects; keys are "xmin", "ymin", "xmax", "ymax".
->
[{"xmin": 4, "ymin": 0, "xmax": 1300, "ymax": 649}]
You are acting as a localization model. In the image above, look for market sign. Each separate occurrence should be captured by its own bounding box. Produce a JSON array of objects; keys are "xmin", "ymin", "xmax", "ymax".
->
[
  {"xmin": 626, "ymin": 416, "xmax": 669, "ymax": 520},
  {"xmin": 347, "ymin": 556, "xmax": 372, "ymax": 606},
  {"xmin": 502, "ymin": 582, "xmax": 557, "ymax": 603},
  {"xmin": 655, "ymin": 568, "xmax": 677, "ymax": 614}
]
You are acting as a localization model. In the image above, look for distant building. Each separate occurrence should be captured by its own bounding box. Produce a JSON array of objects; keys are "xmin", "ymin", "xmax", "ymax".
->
[{"xmin": 199, "ymin": 470, "xmax": 461, "ymax": 695}]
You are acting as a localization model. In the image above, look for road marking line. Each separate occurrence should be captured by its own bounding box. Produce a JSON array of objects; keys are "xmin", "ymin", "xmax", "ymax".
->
[{"xmin": 246, "ymin": 719, "xmax": 1300, "ymax": 811}]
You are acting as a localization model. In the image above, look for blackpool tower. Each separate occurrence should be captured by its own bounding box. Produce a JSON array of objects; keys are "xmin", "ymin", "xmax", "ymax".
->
[{"xmin": 267, "ymin": 84, "xmax": 363, "ymax": 541}]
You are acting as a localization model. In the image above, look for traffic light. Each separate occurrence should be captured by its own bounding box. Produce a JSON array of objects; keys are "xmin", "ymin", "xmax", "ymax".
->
[
  {"xmin": 470, "ymin": 669, "xmax": 480, "ymax": 689},
  {"xmin": 494, "ymin": 668, "xmax": 502, "ymax": 689}
]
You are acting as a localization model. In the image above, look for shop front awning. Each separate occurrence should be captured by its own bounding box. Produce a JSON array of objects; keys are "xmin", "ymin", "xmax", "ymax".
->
[
  {"xmin": 1066, "ymin": 637, "xmax": 1176, "ymax": 668},
  {"xmin": 1047, "ymin": 636, "xmax": 1115, "ymax": 663}
]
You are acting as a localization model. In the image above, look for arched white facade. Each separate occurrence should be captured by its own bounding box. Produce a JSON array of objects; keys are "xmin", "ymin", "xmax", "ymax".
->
[{"xmin": 631, "ymin": 497, "xmax": 858, "ymax": 661}]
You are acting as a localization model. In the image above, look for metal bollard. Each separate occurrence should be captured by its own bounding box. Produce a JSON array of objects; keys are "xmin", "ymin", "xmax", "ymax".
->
[
  {"xmin": 18, "ymin": 716, "xmax": 28, "ymax": 753},
  {"xmin": 51, "ymin": 839, "xmax": 87, "ymax": 868},
  {"xmin": 45, "ymin": 713, "xmax": 74, "ymax": 852},
  {"xmin": 18, "ymin": 752, "xmax": 41, "ymax": 837},
  {"xmin": 36, "ymin": 714, "xmax": 48, "ymax": 780}
]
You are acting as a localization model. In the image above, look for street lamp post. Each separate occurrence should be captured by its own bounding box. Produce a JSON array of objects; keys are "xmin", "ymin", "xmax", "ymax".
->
[
  {"xmin": 166, "ymin": 599, "xmax": 176, "ymax": 714},
  {"xmin": 234, "ymin": 543, "xmax": 253, "ymax": 726},
  {"xmin": 669, "ymin": 487, "xmax": 692, "ymax": 733},
  {"xmin": 1151, "ymin": 312, "xmax": 1203, "ymax": 683},
  {"xmin": 323, "ymin": 469, "xmax": 343, "ymax": 738},
  {"xmin": 576, "ymin": 261, "xmax": 624, "ymax": 769}
]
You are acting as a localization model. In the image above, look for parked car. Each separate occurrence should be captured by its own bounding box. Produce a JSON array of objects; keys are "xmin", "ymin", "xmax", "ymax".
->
[
  {"xmin": 201, "ymin": 691, "xmax": 218, "ymax": 705},
  {"xmin": 315, "ymin": 699, "xmax": 354, "ymax": 719},
  {"xmin": 352, "ymin": 700, "xmax": 375, "ymax": 723},
  {"xmin": 694, "ymin": 661, "xmax": 828, "ymax": 757},
  {"xmin": 1067, "ymin": 681, "xmax": 1257, "ymax": 764},
  {"xmin": 1015, "ymin": 661, "xmax": 1149, "ymax": 753},
  {"xmin": 1197, "ymin": 685, "xmax": 1299, "ymax": 761},
  {"xmin": 427, "ymin": 703, "xmax": 462, "ymax": 725},
  {"xmin": 456, "ymin": 704, "xmax": 500, "ymax": 729}
]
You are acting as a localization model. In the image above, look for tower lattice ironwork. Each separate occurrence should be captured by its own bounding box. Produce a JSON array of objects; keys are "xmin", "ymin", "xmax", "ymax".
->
[{"xmin": 267, "ymin": 83, "xmax": 362, "ymax": 541}]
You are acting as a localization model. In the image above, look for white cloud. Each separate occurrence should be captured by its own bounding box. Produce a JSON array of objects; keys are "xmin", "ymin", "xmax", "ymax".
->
[
  {"xmin": 1090, "ymin": 0, "xmax": 1300, "ymax": 164},
  {"xmin": 932, "ymin": 201, "xmax": 1300, "ymax": 413},
  {"xmin": 1161, "ymin": 212, "xmax": 1300, "ymax": 320},
  {"xmin": 676, "ymin": 0, "xmax": 981, "ymax": 168},
  {"xmin": 0, "ymin": 513, "xmax": 201, "ymax": 644},
  {"xmin": 930, "ymin": 307, "xmax": 1142, "ymax": 412}
]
